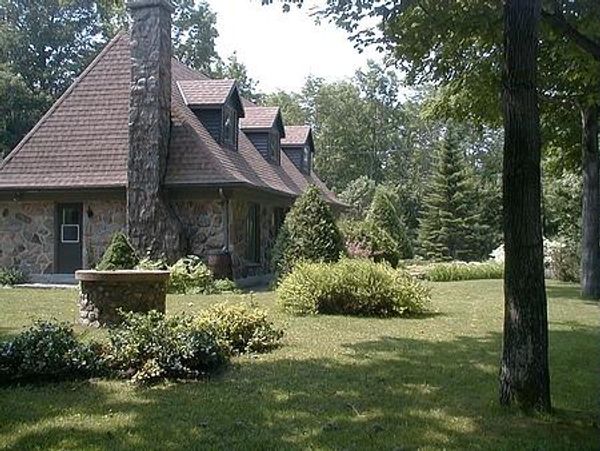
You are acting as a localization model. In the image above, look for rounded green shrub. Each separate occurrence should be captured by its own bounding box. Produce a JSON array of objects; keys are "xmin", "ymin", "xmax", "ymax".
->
[
  {"xmin": 277, "ymin": 259, "xmax": 430, "ymax": 317},
  {"xmin": 169, "ymin": 255, "xmax": 214, "ymax": 294},
  {"xmin": 272, "ymin": 185, "xmax": 345, "ymax": 277},
  {"xmin": 104, "ymin": 310, "xmax": 227, "ymax": 384},
  {"xmin": 195, "ymin": 302, "xmax": 284, "ymax": 355},
  {"xmin": 96, "ymin": 232, "xmax": 139, "ymax": 270},
  {"xmin": 0, "ymin": 267, "xmax": 27, "ymax": 286},
  {"xmin": 419, "ymin": 261, "xmax": 504, "ymax": 282},
  {"xmin": 0, "ymin": 320, "xmax": 103, "ymax": 384}
]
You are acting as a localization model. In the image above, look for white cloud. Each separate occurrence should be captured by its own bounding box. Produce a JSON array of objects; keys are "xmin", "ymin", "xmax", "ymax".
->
[{"xmin": 206, "ymin": 0, "xmax": 381, "ymax": 93}]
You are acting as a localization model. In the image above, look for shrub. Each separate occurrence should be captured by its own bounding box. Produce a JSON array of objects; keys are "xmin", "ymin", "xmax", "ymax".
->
[
  {"xmin": 104, "ymin": 310, "xmax": 227, "ymax": 384},
  {"xmin": 367, "ymin": 187, "xmax": 413, "ymax": 259},
  {"xmin": 419, "ymin": 261, "xmax": 504, "ymax": 282},
  {"xmin": 169, "ymin": 256, "xmax": 214, "ymax": 294},
  {"xmin": 135, "ymin": 257, "xmax": 168, "ymax": 270},
  {"xmin": 272, "ymin": 185, "xmax": 345, "ymax": 277},
  {"xmin": 340, "ymin": 219, "xmax": 401, "ymax": 267},
  {"xmin": 195, "ymin": 302, "xmax": 284, "ymax": 355},
  {"xmin": 547, "ymin": 240, "xmax": 580, "ymax": 283},
  {"xmin": 96, "ymin": 232, "xmax": 139, "ymax": 270},
  {"xmin": 0, "ymin": 321, "xmax": 103, "ymax": 384},
  {"xmin": 277, "ymin": 259, "xmax": 430, "ymax": 317},
  {"xmin": 211, "ymin": 278, "xmax": 240, "ymax": 294},
  {"xmin": 0, "ymin": 267, "xmax": 27, "ymax": 286}
]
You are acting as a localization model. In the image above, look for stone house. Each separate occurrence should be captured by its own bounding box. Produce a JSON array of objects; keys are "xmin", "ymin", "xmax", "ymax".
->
[{"xmin": 0, "ymin": 0, "xmax": 341, "ymax": 282}]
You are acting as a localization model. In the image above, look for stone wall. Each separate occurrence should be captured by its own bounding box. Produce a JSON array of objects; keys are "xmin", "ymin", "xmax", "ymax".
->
[
  {"xmin": 173, "ymin": 199, "xmax": 226, "ymax": 256},
  {"xmin": 83, "ymin": 200, "xmax": 126, "ymax": 268},
  {"xmin": 0, "ymin": 202, "xmax": 54, "ymax": 274}
]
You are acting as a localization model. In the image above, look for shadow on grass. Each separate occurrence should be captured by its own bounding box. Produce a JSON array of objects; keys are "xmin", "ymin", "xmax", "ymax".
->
[
  {"xmin": 547, "ymin": 284, "xmax": 600, "ymax": 306},
  {"xmin": 1, "ymin": 324, "xmax": 598, "ymax": 450}
]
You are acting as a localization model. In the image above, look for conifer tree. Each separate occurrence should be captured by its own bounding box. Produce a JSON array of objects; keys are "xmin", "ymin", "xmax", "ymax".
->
[
  {"xmin": 272, "ymin": 185, "xmax": 344, "ymax": 277},
  {"xmin": 418, "ymin": 130, "xmax": 482, "ymax": 261},
  {"xmin": 367, "ymin": 187, "xmax": 413, "ymax": 259}
]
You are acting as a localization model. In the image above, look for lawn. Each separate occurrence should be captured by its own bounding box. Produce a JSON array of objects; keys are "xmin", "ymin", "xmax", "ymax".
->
[{"xmin": 0, "ymin": 280, "xmax": 598, "ymax": 450}]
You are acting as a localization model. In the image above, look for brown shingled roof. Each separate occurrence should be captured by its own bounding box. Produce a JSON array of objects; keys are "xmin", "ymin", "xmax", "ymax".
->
[
  {"xmin": 281, "ymin": 126, "xmax": 311, "ymax": 146},
  {"xmin": 177, "ymin": 79, "xmax": 236, "ymax": 107},
  {"xmin": 0, "ymin": 32, "xmax": 342, "ymax": 206},
  {"xmin": 240, "ymin": 107, "xmax": 281, "ymax": 130}
]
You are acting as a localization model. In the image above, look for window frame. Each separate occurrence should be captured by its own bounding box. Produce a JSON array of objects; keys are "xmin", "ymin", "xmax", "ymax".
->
[
  {"xmin": 221, "ymin": 105, "xmax": 238, "ymax": 150},
  {"xmin": 302, "ymin": 145, "xmax": 311, "ymax": 174},
  {"xmin": 268, "ymin": 131, "xmax": 280, "ymax": 164}
]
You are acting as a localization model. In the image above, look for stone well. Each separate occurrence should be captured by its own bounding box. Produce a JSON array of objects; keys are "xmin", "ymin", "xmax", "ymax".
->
[{"xmin": 75, "ymin": 270, "xmax": 170, "ymax": 327}]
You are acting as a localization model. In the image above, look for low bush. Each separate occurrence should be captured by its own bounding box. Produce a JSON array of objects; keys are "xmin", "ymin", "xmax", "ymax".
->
[
  {"xmin": 195, "ymin": 302, "xmax": 284, "ymax": 355},
  {"xmin": 277, "ymin": 259, "xmax": 429, "ymax": 317},
  {"xmin": 340, "ymin": 219, "xmax": 401, "ymax": 267},
  {"xmin": 104, "ymin": 310, "xmax": 227, "ymax": 384},
  {"xmin": 211, "ymin": 278, "xmax": 240, "ymax": 294},
  {"xmin": 0, "ymin": 321, "xmax": 103, "ymax": 384},
  {"xmin": 0, "ymin": 267, "xmax": 27, "ymax": 286},
  {"xmin": 418, "ymin": 261, "xmax": 504, "ymax": 282},
  {"xmin": 547, "ymin": 240, "xmax": 580, "ymax": 283},
  {"xmin": 168, "ymin": 256, "xmax": 214, "ymax": 294},
  {"xmin": 96, "ymin": 232, "xmax": 139, "ymax": 270}
]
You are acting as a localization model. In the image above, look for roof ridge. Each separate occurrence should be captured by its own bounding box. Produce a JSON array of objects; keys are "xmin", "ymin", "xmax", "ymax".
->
[{"xmin": 0, "ymin": 31, "xmax": 127, "ymax": 171}]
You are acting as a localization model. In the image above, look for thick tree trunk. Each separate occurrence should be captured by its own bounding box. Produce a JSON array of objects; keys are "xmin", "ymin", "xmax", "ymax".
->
[
  {"xmin": 500, "ymin": 0, "xmax": 551, "ymax": 412},
  {"xmin": 581, "ymin": 105, "xmax": 600, "ymax": 299}
]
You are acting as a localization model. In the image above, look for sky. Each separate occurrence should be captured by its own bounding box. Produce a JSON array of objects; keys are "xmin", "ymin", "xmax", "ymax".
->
[{"xmin": 205, "ymin": 0, "xmax": 381, "ymax": 94}]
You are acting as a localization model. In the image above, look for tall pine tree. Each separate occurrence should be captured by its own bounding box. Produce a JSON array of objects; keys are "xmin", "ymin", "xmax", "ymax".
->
[{"xmin": 418, "ymin": 129, "xmax": 482, "ymax": 261}]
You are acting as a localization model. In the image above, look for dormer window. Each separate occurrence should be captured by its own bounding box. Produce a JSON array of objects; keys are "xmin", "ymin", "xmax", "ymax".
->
[
  {"xmin": 177, "ymin": 79, "xmax": 245, "ymax": 151},
  {"xmin": 240, "ymin": 107, "xmax": 285, "ymax": 165},
  {"xmin": 222, "ymin": 106, "xmax": 238, "ymax": 150},
  {"xmin": 281, "ymin": 126, "xmax": 315, "ymax": 175}
]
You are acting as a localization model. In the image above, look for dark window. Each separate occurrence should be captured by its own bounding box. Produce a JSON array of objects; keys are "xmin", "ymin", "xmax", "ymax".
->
[
  {"xmin": 222, "ymin": 106, "xmax": 238, "ymax": 150},
  {"xmin": 302, "ymin": 145, "xmax": 311, "ymax": 173},
  {"xmin": 246, "ymin": 203, "xmax": 261, "ymax": 263},
  {"xmin": 268, "ymin": 132, "xmax": 280, "ymax": 163}
]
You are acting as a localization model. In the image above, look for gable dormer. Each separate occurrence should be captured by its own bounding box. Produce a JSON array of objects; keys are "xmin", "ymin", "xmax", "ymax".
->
[
  {"xmin": 240, "ymin": 107, "xmax": 285, "ymax": 164},
  {"xmin": 177, "ymin": 79, "xmax": 245, "ymax": 151},
  {"xmin": 281, "ymin": 126, "xmax": 314, "ymax": 174}
]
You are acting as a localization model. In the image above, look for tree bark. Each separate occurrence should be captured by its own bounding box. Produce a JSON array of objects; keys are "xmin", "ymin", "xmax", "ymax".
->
[
  {"xmin": 581, "ymin": 104, "xmax": 600, "ymax": 299},
  {"xmin": 500, "ymin": 0, "xmax": 551, "ymax": 412}
]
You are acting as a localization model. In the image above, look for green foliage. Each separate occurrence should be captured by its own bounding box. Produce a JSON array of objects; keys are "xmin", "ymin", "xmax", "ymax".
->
[
  {"xmin": 543, "ymin": 171, "xmax": 582, "ymax": 242},
  {"xmin": 104, "ymin": 310, "xmax": 227, "ymax": 384},
  {"xmin": 96, "ymin": 232, "xmax": 139, "ymax": 271},
  {"xmin": 367, "ymin": 186, "xmax": 413, "ymax": 259},
  {"xmin": 338, "ymin": 176, "xmax": 377, "ymax": 218},
  {"xmin": 418, "ymin": 261, "xmax": 504, "ymax": 282},
  {"xmin": 418, "ymin": 130, "xmax": 485, "ymax": 261},
  {"xmin": 548, "ymin": 240, "xmax": 580, "ymax": 283},
  {"xmin": 272, "ymin": 185, "xmax": 344, "ymax": 277},
  {"xmin": 195, "ymin": 302, "xmax": 284, "ymax": 355},
  {"xmin": 0, "ymin": 267, "xmax": 27, "ymax": 286},
  {"xmin": 211, "ymin": 278, "xmax": 240, "ymax": 294},
  {"xmin": 0, "ymin": 320, "xmax": 103, "ymax": 384},
  {"xmin": 168, "ymin": 256, "xmax": 214, "ymax": 295},
  {"xmin": 339, "ymin": 219, "xmax": 401, "ymax": 267},
  {"xmin": 277, "ymin": 259, "xmax": 430, "ymax": 317}
]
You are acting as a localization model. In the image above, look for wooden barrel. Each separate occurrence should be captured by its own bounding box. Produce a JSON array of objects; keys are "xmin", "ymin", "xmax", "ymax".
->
[{"xmin": 207, "ymin": 251, "xmax": 233, "ymax": 280}]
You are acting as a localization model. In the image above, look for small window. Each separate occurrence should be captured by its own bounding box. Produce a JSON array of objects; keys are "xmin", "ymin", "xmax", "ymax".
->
[
  {"xmin": 61, "ymin": 224, "xmax": 80, "ymax": 243},
  {"xmin": 302, "ymin": 145, "xmax": 311, "ymax": 174},
  {"xmin": 246, "ymin": 203, "xmax": 261, "ymax": 263},
  {"xmin": 222, "ymin": 106, "xmax": 238, "ymax": 150},
  {"xmin": 269, "ymin": 132, "xmax": 280, "ymax": 163}
]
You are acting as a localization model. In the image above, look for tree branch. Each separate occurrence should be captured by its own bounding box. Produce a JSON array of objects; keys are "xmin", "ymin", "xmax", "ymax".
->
[{"xmin": 541, "ymin": 7, "xmax": 600, "ymax": 62}]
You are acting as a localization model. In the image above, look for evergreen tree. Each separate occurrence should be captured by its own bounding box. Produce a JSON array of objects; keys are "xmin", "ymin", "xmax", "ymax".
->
[
  {"xmin": 367, "ymin": 187, "xmax": 413, "ymax": 259},
  {"xmin": 418, "ymin": 130, "xmax": 482, "ymax": 261},
  {"xmin": 272, "ymin": 186, "xmax": 344, "ymax": 277},
  {"xmin": 97, "ymin": 232, "xmax": 139, "ymax": 270}
]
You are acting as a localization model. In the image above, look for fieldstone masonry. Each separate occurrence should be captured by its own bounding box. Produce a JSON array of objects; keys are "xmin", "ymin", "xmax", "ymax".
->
[
  {"xmin": 0, "ymin": 202, "xmax": 54, "ymax": 274},
  {"xmin": 76, "ymin": 270, "xmax": 169, "ymax": 327}
]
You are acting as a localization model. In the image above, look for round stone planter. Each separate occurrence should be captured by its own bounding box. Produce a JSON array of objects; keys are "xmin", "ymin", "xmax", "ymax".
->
[{"xmin": 75, "ymin": 270, "xmax": 170, "ymax": 327}]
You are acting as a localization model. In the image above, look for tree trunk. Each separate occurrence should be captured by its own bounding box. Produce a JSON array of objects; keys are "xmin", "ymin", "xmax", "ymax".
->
[
  {"xmin": 500, "ymin": 0, "xmax": 551, "ymax": 412},
  {"xmin": 581, "ymin": 105, "xmax": 600, "ymax": 299}
]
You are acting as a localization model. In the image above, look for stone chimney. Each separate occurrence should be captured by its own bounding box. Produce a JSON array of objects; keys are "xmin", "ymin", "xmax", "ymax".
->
[{"xmin": 126, "ymin": 0, "xmax": 186, "ymax": 261}]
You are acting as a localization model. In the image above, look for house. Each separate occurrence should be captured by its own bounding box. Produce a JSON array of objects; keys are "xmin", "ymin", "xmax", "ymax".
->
[{"xmin": 0, "ymin": 0, "xmax": 341, "ymax": 282}]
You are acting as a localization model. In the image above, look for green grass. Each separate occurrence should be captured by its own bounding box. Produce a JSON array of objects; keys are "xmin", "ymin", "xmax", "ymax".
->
[{"xmin": 0, "ymin": 280, "xmax": 598, "ymax": 450}]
